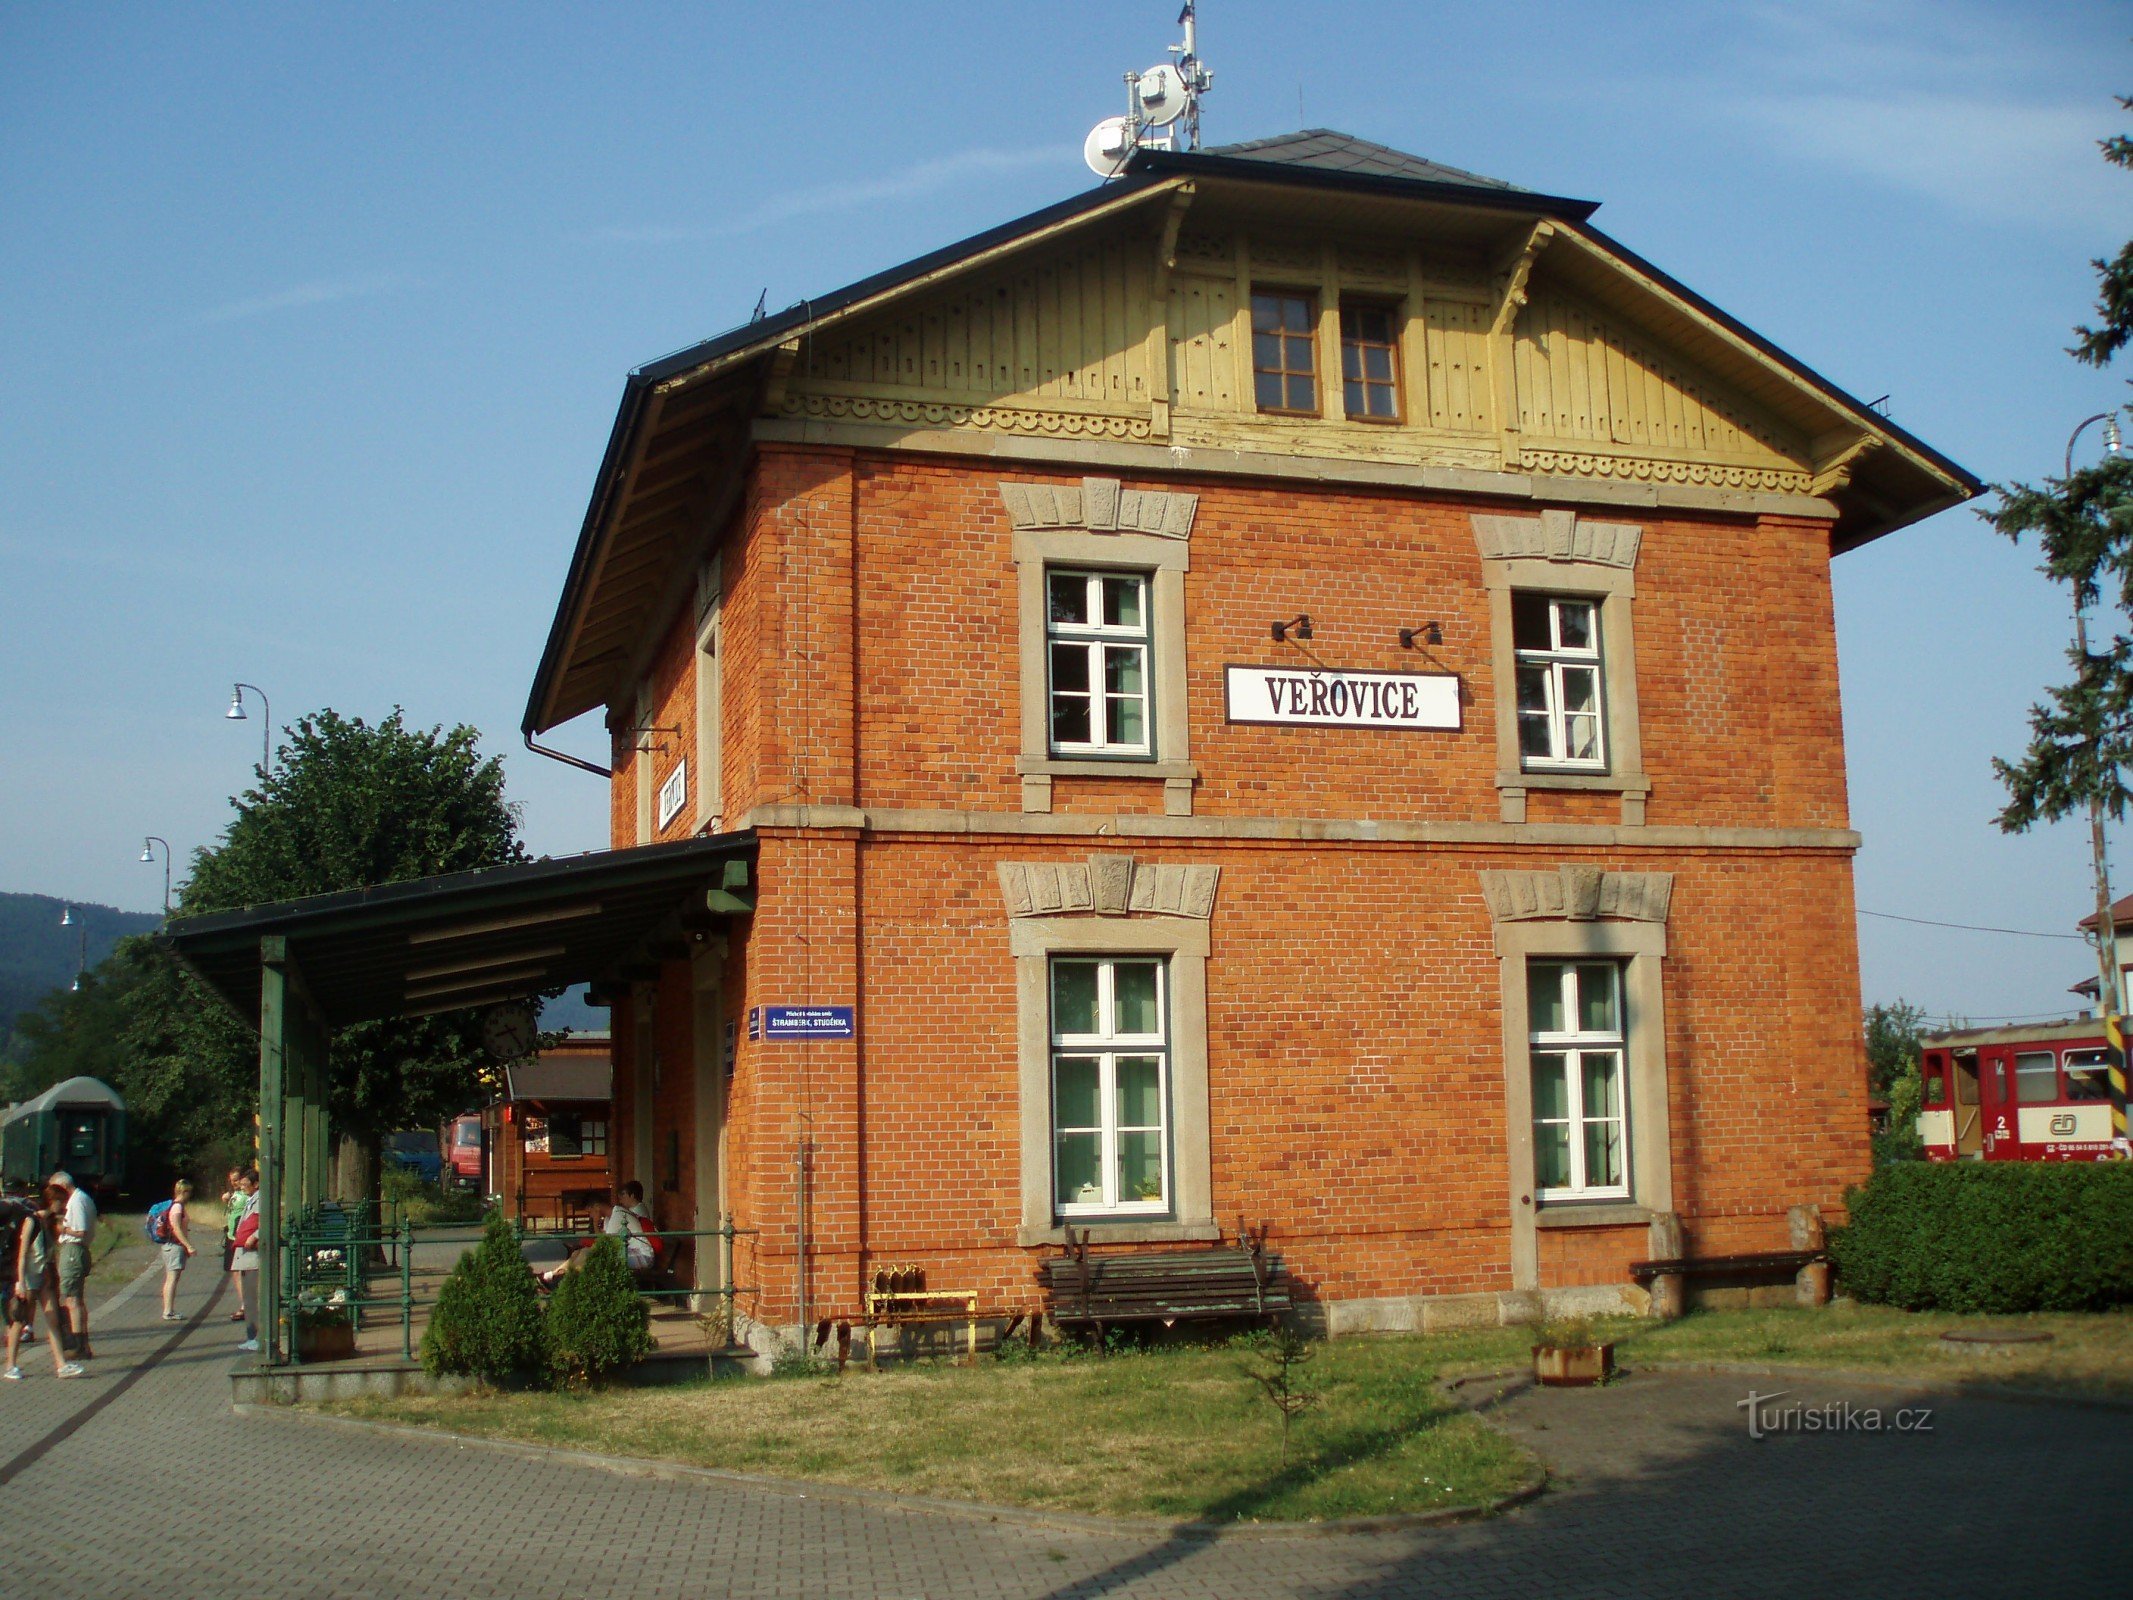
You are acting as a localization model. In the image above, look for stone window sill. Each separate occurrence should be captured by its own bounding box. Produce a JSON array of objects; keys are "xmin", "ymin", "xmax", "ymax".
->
[
  {"xmin": 1017, "ymin": 756, "xmax": 1200, "ymax": 781},
  {"xmin": 1534, "ymin": 1202, "xmax": 1652, "ymax": 1230},
  {"xmin": 1016, "ymin": 1220, "xmax": 1222, "ymax": 1248},
  {"xmin": 1497, "ymin": 769, "xmax": 1651, "ymax": 796}
]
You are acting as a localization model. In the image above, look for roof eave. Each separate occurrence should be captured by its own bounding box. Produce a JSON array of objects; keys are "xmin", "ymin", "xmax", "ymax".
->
[{"xmin": 1126, "ymin": 146, "xmax": 1600, "ymax": 222}]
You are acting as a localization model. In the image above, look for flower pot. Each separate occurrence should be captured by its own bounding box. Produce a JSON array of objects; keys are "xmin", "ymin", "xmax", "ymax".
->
[
  {"xmin": 1532, "ymin": 1341, "xmax": 1615, "ymax": 1387},
  {"xmin": 297, "ymin": 1322, "xmax": 357, "ymax": 1362}
]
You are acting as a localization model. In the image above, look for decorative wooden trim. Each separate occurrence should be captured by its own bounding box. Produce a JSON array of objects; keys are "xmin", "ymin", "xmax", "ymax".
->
[
  {"xmin": 783, "ymin": 391, "xmax": 1156, "ymax": 442},
  {"xmin": 996, "ymin": 854, "xmax": 1220, "ymax": 920},
  {"xmin": 1479, "ymin": 866, "xmax": 1674, "ymax": 924},
  {"xmin": 1521, "ymin": 446, "xmax": 1811, "ymax": 495}
]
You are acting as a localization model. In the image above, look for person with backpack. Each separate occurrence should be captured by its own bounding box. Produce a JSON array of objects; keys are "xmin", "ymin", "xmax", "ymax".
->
[
  {"xmin": 151, "ymin": 1180, "xmax": 196, "ymax": 1320},
  {"xmin": 5, "ymin": 1183, "xmax": 83, "ymax": 1380}
]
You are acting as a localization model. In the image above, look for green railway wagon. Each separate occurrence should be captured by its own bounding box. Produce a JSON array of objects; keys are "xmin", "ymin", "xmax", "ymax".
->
[{"xmin": 1, "ymin": 1076, "xmax": 126, "ymax": 1197}]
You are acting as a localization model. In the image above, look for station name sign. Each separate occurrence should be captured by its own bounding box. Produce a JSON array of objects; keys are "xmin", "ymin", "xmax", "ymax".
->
[
  {"xmin": 748, "ymin": 1005, "xmax": 857, "ymax": 1041},
  {"xmin": 1224, "ymin": 665, "xmax": 1461, "ymax": 731}
]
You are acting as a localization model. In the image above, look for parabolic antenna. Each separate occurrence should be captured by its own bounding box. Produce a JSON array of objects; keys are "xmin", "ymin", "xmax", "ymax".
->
[
  {"xmin": 1136, "ymin": 63, "xmax": 1189, "ymax": 126},
  {"xmin": 1084, "ymin": 115, "xmax": 1134, "ymax": 178}
]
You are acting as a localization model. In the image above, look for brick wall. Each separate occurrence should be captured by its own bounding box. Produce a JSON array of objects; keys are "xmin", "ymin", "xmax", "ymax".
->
[{"xmin": 608, "ymin": 444, "xmax": 1873, "ymax": 1325}]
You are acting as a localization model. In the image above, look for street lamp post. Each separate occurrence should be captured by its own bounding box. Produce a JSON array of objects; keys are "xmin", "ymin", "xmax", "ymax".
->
[
  {"xmin": 59, "ymin": 904, "xmax": 86, "ymax": 993},
  {"xmin": 226, "ymin": 682, "xmax": 272, "ymax": 774},
  {"xmin": 140, "ymin": 836, "xmax": 172, "ymax": 915},
  {"xmin": 2067, "ymin": 411, "xmax": 2124, "ymax": 1023}
]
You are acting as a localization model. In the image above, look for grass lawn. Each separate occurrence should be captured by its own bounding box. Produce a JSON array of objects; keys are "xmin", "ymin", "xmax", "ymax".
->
[
  {"xmin": 1609, "ymin": 1301, "xmax": 2133, "ymax": 1396},
  {"xmin": 318, "ymin": 1302, "xmax": 2133, "ymax": 1524},
  {"xmin": 324, "ymin": 1335, "xmax": 1537, "ymax": 1524}
]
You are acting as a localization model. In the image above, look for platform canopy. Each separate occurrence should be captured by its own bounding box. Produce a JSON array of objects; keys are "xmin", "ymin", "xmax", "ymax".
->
[
  {"xmin": 163, "ymin": 832, "xmax": 754, "ymax": 1031},
  {"xmin": 157, "ymin": 832, "xmax": 753, "ymax": 1368}
]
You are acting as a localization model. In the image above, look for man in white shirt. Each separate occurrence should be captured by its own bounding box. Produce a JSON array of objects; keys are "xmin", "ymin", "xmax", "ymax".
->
[
  {"xmin": 51, "ymin": 1172, "xmax": 97, "ymax": 1359},
  {"xmin": 602, "ymin": 1180, "xmax": 656, "ymax": 1273}
]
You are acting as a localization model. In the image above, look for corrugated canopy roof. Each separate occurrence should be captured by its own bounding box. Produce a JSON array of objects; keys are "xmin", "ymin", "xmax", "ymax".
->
[{"xmin": 161, "ymin": 834, "xmax": 753, "ymax": 1031}]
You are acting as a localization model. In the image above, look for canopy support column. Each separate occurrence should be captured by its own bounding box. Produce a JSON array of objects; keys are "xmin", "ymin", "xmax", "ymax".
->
[{"xmin": 256, "ymin": 935, "xmax": 330, "ymax": 1367}]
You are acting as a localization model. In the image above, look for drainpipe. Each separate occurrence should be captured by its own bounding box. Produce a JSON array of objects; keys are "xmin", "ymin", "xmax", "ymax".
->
[{"xmin": 523, "ymin": 730, "xmax": 612, "ymax": 779}]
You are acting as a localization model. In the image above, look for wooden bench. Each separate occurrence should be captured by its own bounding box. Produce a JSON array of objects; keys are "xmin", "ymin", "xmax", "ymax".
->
[
  {"xmin": 863, "ymin": 1265, "xmax": 980, "ymax": 1367},
  {"xmin": 1631, "ymin": 1207, "xmax": 1832, "ymax": 1317},
  {"xmin": 1043, "ymin": 1225, "xmax": 1289, "ymax": 1332},
  {"xmin": 1628, "ymin": 1249, "xmax": 1823, "ymax": 1284}
]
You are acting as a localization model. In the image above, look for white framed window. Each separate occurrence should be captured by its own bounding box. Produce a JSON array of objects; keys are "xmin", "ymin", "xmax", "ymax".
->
[
  {"xmin": 1514, "ymin": 593, "xmax": 1606, "ymax": 771},
  {"xmin": 1050, "ymin": 956, "xmax": 1169, "ymax": 1216},
  {"xmin": 1529, "ymin": 960, "xmax": 1629, "ymax": 1201},
  {"xmin": 1046, "ymin": 569, "xmax": 1152, "ymax": 757}
]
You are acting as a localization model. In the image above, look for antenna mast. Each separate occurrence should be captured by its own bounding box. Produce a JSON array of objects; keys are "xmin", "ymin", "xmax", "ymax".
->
[{"xmin": 1084, "ymin": 2, "xmax": 1216, "ymax": 179}]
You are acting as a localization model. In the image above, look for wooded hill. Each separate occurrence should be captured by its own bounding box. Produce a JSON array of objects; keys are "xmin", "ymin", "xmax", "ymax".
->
[{"xmin": 0, "ymin": 892, "xmax": 159, "ymax": 1054}]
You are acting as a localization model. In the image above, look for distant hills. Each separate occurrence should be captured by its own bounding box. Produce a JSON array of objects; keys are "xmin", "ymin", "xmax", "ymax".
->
[{"xmin": 0, "ymin": 892, "xmax": 161, "ymax": 1041}]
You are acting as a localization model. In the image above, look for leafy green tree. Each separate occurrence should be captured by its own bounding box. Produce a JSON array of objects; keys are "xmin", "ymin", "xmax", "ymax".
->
[
  {"xmin": 4, "ymin": 710, "xmax": 528, "ymax": 1198},
  {"xmin": 1864, "ymin": 1001, "xmax": 1927, "ymax": 1167},
  {"xmin": 1988, "ymin": 95, "xmax": 2133, "ymax": 828},
  {"xmin": 2, "ymin": 938, "xmax": 254, "ymax": 1192},
  {"xmin": 177, "ymin": 708, "xmax": 530, "ymax": 1202}
]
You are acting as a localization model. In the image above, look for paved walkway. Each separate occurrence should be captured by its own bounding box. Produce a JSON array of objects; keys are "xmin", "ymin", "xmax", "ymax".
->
[{"xmin": 2, "ymin": 1270, "xmax": 2125, "ymax": 1599}]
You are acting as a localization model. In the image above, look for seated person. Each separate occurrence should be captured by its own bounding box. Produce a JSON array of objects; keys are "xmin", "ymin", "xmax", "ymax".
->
[
  {"xmin": 604, "ymin": 1180, "xmax": 657, "ymax": 1275},
  {"xmin": 538, "ymin": 1182, "xmax": 657, "ymax": 1286}
]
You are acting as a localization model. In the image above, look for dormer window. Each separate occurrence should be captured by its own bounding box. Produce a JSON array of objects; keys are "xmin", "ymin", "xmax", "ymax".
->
[{"xmin": 1251, "ymin": 291, "xmax": 1318, "ymax": 415}]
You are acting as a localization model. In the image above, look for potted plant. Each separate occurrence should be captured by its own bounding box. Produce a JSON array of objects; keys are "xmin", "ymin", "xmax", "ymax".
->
[
  {"xmin": 1531, "ymin": 1315, "xmax": 1615, "ymax": 1387},
  {"xmin": 295, "ymin": 1289, "xmax": 358, "ymax": 1361}
]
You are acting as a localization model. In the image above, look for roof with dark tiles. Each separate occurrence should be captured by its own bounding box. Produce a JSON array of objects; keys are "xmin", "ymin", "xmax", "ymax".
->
[{"xmin": 1196, "ymin": 129, "xmax": 1526, "ymax": 193}]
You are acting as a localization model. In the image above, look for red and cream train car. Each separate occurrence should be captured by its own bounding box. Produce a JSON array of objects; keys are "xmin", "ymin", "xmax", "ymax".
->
[{"xmin": 1918, "ymin": 1019, "xmax": 2125, "ymax": 1162}]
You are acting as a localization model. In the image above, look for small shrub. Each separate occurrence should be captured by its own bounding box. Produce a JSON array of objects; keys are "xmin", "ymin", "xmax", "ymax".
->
[
  {"xmin": 421, "ymin": 1211, "xmax": 545, "ymax": 1382},
  {"xmin": 1240, "ymin": 1325, "xmax": 1319, "ymax": 1464},
  {"xmin": 768, "ymin": 1338, "xmax": 823, "ymax": 1379},
  {"xmin": 1535, "ymin": 1315, "xmax": 1599, "ymax": 1349},
  {"xmin": 1831, "ymin": 1162, "xmax": 2133, "ymax": 1313},
  {"xmin": 545, "ymin": 1235, "xmax": 653, "ymax": 1386}
]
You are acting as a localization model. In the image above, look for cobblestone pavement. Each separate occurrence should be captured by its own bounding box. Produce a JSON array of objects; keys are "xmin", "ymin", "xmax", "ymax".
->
[{"xmin": 2, "ymin": 1271, "xmax": 2125, "ymax": 1600}]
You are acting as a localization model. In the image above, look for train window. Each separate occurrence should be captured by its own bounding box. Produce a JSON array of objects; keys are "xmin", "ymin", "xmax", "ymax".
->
[
  {"xmin": 2065, "ymin": 1049, "xmax": 2114, "ymax": 1101},
  {"xmin": 2013, "ymin": 1051, "xmax": 2060, "ymax": 1104},
  {"xmin": 1922, "ymin": 1061, "xmax": 1947, "ymax": 1107}
]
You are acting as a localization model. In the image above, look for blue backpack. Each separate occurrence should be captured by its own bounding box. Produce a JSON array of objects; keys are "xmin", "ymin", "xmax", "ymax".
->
[{"xmin": 144, "ymin": 1200, "xmax": 175, "ymax": 1243}]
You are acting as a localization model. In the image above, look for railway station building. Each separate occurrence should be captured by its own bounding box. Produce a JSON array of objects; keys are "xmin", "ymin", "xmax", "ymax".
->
[{"xmin": 178, "ymin": 131, "xmax": 1978, "ymax": 1351}]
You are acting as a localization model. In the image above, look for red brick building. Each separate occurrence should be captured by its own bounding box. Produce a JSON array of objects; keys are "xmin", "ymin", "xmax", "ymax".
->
[{"xmin": 523, "ymin": 132, "xmax": 1975, "ymax": 1342}]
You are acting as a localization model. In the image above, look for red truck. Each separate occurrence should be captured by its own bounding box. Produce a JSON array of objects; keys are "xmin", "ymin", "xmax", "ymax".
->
[{"xmin": 444, "ymin": 1112, "xmax": 485, "ymax": 1191}]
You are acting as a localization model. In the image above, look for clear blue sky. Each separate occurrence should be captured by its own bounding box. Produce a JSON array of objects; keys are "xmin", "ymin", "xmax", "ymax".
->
[{"xmin": 2, "ymin": 1, "xmax": 2127, "ymax": 1027}]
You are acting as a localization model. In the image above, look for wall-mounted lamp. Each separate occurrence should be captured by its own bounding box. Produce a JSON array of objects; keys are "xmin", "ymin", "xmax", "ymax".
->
[
  {"xmin": 623, "ymin": 724, "xmax": 683, "ymax": 753},
  {"xmin": 1398, "ymin": 622, "xmax": 1444, "ymax": 649},
  {"xmin": 1270, "ymin": 614, "xmax": 1313, "ymax": 643}
]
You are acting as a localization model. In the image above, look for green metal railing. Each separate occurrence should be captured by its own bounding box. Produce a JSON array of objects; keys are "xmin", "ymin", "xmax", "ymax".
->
[{"xmin": 276, "ymin": 1209, "xmax": 758, "ymax": 1367}]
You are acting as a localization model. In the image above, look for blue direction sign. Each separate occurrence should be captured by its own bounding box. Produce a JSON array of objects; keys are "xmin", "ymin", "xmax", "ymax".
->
[{"xmin": 752, "ymin": 1005, "xmax": 856, "ymax": 1040}]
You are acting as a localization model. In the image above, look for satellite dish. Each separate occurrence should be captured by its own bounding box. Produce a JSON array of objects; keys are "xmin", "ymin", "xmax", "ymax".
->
[
  {"xmin": 1084, "ymin": 116, "xmax": 1135, "ymax": 178},
  {"xmin": 1136, "ymin": 63, "xmax": 1189, "ymax": 126}
]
